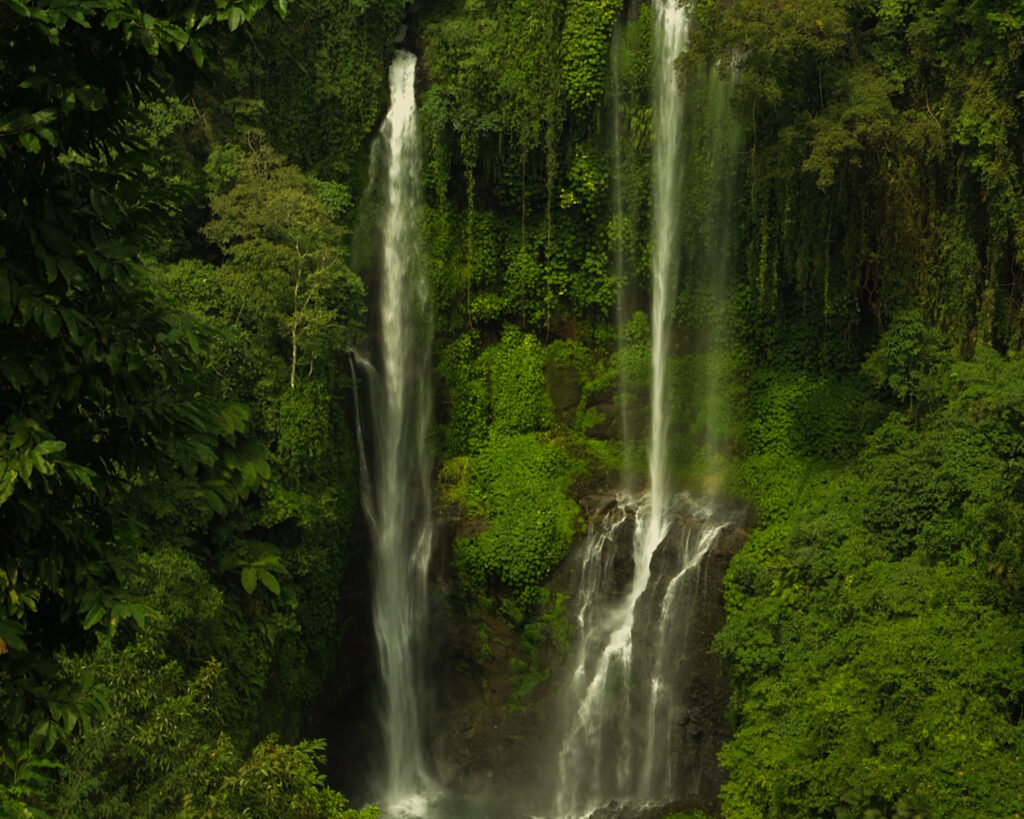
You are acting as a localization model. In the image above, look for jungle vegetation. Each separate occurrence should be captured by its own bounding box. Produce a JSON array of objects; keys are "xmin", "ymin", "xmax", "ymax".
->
[{"xmin": 2, "ymin": 0, "xmax": 1023, "ymax": 816}]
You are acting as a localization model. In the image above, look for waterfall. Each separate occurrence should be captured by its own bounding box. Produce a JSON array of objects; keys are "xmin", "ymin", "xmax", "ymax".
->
[
  {"xmin": 356, "ymin": 49, "xmax": 435, "ymax": 815},
  {"xmin": 553, "ymin": 494, "xmax": 730, "ymax": 817},
  {"xmin": 551, "ymin": 3, "xmax": 713, "ymax": 816},
  {"xmin": 649, "ymin": 0, "xmax": 689, "ymax": 536}
]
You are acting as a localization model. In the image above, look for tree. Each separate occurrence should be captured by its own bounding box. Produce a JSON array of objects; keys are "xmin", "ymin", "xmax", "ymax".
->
[
  {"xmin": 203, "ymin": 146, "xmax": 364, "ymax": 388},
  {"xmin": 0, "ymin": 0, "xmax": 278, "ymax": 762}
]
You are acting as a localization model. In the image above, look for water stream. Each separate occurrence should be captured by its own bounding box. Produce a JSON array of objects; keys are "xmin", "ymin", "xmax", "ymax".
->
[
  {"xmin": 356, "ymin": 49, "xmax": 436, "ymax": 815},
  {"xmin": 549, "ymin": 2, "xmax": 723, "ymax": 815}
]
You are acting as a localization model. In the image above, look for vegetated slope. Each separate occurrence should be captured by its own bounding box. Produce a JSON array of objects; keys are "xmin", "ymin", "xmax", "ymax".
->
[
  {"xmin": 3, "ymin": 0, "xmax": 1024, "ymax": 815},
  {"xmin": 718, "ymin": 316, "xmax": 1024, "ymax": 817}
]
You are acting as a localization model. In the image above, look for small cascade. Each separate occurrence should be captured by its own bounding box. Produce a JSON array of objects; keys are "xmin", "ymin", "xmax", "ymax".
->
[
  {"xmin": 554, "ymin": 494, "xmax": 731, "ymax": 817},
  {"xmin": 355, "ymin": 49, "xmax": 436, "ymax": 815}
]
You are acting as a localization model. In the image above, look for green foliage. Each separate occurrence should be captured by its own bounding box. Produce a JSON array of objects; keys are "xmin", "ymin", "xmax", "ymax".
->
[
  {"xmin": 0, "ymin": 741, "xmax": 60, "ymax": 818},
  {"xmin": 507, "ymin": 622, "xmax": 550, "ymax": 710},
  {"xmin": 691, "ymin": 0, "xmax": 1024, "ymax": 351},
  {"xmin": 503, "ymin": 589, "xmax": 574, "ymax": 710},
  {"xmin": 863, "ymin": 310, "xmax": 952, "ymax": 410},
  {"xmin": 726, "ymin": 362, "xmax": 882, "ymax": 529},
  {"xmin": 743, "ymin": 372, "xmax": 882, "ymax": 465},
  {"xmin": 616, "ymin": 310, "xmax": 653, "ymax": 392},
  {"xmin": 423, "ymin": 192, "xmax": 623, "ymax": 335},
  {"xmin": 273, "ymin": 380, "xmax": 333, "ymax": 473},
  {"xmin": 47, "ymin": 546, "xmax": 365, "ymax": 818},
  {"xmin": 416, "ymin": 2, "xmax": 660, "ymax": 341},
  {"xmin": 534, "ymin": 587, "xmax": 575, "ymax": 657},
  {"xmin": 203, "ymin": 143, "xmax": 246, "ymax": 196},
  {"xmin": 184, "ymin": 738, "xmax": 378, "ymax": 819},
  {"xmin": 479, "ymin": 327, "xmax": 554, "ymax": 435},
  {"xmin": 420, "ymin": 0, "xmax": 565, "ymax": 197},
  {"xmin": 203, "ymin": 145, "xmax": 364, "ymax": 387},
  {"xmin": 439, "ymin": 326, "xmax": 557, "ymax": 456},
  {"xmin": 439, "ymin": 323, "xmax": 621, "ymax": 612},
  {"xmin": 456, "ymin": 433, "xmax": 583, "ymax": 603},
  {"xmin": 718, "ymin": 342, "xmax": 1024, "ymax": 818},
  {"xmin": 160, "ymin": 260, "xmax": 229, "ymax": 316},
  {"xmin": 237, "ymin": 0, "xmax": 405, "ymax": 178},
  {"xmin": 0, "ymin": 0, "xmax": 281, "ymax": 166},
  {"xmin": 0, "ymin": 0, "xmax": 284, "ymax": 757},
  {"xmin": 1, "ymin": 2, "xmax": 367, "ymax": 814},
  {"xmin": 438, "ymin": 331, "xmax": 489, "ymax": 455},
  {"xmin": 164, "ymin": 150, "xmax": 364, "ymax": 740},
  {"xmin": 561, "ymin": 0, "xmax": 623, "ymax": 111}
]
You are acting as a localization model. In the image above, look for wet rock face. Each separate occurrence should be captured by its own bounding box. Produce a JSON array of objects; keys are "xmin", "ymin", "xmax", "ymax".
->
[
  {"xmin": 671, "ymin": 524, "xmax": 746, "ymax": 811},
  {"xmin": 609, "ymin": 511, "xmax": 747, "ymax": 817},
  {"xmin": 582, "ymin": 498, "xmax": 637, "ymax": 601},
  {"xmin": 604, "ymin": 515, "xmax": 637, "ymax": 594},
  {"xmin": 379, "ymin": 494, "xmax": 749, "ymax": 816}
]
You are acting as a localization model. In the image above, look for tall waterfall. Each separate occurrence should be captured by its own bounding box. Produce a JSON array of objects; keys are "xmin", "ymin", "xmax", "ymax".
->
[
  {"xmin": 357, "ymin": 49, "xmax": 435, "ymax": 814},
  {"xmin": 551, "ymin": 2, "xmax": 722, "ymax": 816},
  {"xmin": 648, "ymin": 0, "xmax": 689, "ymax": 536}
]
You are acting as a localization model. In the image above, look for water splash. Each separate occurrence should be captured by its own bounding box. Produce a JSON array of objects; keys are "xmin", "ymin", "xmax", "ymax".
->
[{"xmin": 554, "ymin": 494, "xmax": 729, "ymax": 817}]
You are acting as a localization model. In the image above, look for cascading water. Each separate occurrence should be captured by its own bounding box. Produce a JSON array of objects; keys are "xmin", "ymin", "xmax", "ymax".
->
[
  {"xmin": 355, "ymin": 49, "xmax": 435, "ymax": 815},
  {"xmin": 551, "ymin": 2, "xmax": 730, "ymax": 815},
  {"xmin": 648, "ymin": 0, "xmax": 689, "ymax": 536},
  {"xmin": 554, "ymin": 496, "xmax": 732, "ymax": 817}
]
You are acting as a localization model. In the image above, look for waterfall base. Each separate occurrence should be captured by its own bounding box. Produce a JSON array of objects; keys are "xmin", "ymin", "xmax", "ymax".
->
[
  {"xmin": 425, "ymin": 491, "xmax": 750, "ymax": 818},
  {"xmin": 326, "ymin": 489, "xmax": 749, "ymax": 818}
]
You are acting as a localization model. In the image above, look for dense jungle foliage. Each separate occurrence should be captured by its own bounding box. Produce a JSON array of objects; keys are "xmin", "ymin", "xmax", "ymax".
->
[{"xmin": 2, "ymin": 0, "xmax": 1023, "ymax": 815}]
